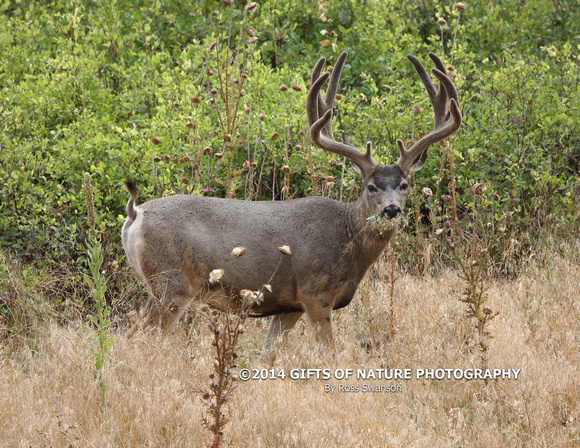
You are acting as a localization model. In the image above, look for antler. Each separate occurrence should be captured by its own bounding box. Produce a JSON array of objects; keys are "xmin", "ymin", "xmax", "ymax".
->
[
  {"xmin": 395, "ymin": 53, "xmax": 462, "ymax": 174},
  {"xmin": 307, "ymin": 52, "xmax": 379, "ymax": 175}
]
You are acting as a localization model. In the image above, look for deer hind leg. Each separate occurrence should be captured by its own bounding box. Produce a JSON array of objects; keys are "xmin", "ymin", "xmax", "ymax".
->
[{"xmin": 259, "ymin": 312, "xmax": 303, "ymax": 366}]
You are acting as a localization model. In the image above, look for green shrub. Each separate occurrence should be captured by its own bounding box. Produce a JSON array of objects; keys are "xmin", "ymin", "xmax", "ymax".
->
[{"xmin": 0, "ymin": 0, "xmax": 577, "ymax": 285}]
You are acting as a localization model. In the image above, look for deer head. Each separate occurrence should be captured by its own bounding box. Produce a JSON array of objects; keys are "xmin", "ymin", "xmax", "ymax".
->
[{"xmin": 307, "ymin": 51, "xmax": 461, "ymax": 222}]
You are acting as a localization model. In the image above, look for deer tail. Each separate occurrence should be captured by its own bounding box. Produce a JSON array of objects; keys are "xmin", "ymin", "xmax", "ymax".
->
[{"xmin": 123, "ymin": 180, "xmax": 139, "ymax": 223}]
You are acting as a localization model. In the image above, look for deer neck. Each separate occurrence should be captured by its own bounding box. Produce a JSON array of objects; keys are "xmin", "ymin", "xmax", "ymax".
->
[{"xmin": 343, "ymin": 197, "xmax": 397, "ymax": 268}]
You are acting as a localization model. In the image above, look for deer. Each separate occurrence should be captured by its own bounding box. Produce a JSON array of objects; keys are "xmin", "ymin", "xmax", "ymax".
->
[{"xmin": 122, "ymin": 51, "xmax": 461, "ymax": 364}]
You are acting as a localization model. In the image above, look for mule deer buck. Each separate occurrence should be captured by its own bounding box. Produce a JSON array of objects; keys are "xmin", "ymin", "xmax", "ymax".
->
[{"xmin": 122, "ymin": 51, "xmax": 461, "ymax": 363}]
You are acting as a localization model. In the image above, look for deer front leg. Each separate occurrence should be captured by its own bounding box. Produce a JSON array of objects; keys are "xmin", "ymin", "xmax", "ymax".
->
[
  {"xmin": 128, "ymin": 293, "xmax": 192, "ymax": 338},
  {"xmin": 128, "ymin": 277, "xmax": 204, "ymax": 338},
  {"xmin": 303, "ymin": 298, "xmax": 334, "ymax": 348},
  {"xmin": 259, "ymin": 312, "xmax": 303, "ymax": 366}
]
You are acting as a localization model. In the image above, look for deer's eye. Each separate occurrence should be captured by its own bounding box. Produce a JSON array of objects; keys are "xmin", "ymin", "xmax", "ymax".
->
[
  {"xmin": 399, "ymin": 183, "xmax": 409, "ymax": 191},
  {"xmin": 367, "ymin": 185, "xmax": 377, "ymax": 193}
]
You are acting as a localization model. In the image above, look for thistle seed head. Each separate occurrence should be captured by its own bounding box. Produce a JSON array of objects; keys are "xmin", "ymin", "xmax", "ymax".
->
[
  {"xmin": 473, "ymin": 183, "xmax": 487, "ymax": 196},
  {"xmin": 209, "ymin": 269, "xmax": 225, "ymax": 285},
  {"xmin": 240, "ymin": 290, "xmax": 264, "ymax": 305},
  {"xmin": 231, "ymin": 247, "xmax": 246, "ymax": 257},
  {"xmin": 199, "ymin": 304, "xmax": 210, "ymax": 314},
  {"xmin": 245, "ymin": 2, "xmax": 258, "ymax": 11},
  {"xmin": 278, "ymin": 245, "xmax": 292, "ymax": 255}
]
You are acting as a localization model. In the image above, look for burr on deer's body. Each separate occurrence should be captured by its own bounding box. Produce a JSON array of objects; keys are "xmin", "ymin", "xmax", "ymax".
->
[{"xmin": 122, "ymin": 51, "xmax": 461, "ymax": 363}]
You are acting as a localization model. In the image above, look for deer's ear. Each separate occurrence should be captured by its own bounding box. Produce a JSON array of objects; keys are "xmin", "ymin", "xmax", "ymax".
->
[
  {"xmin": 409, "ymin": 149, "xmax": 429, "ymax": 173},
  {"xmin": 352, "ymin": 161, "xmax": 363, "ymax": 176}
]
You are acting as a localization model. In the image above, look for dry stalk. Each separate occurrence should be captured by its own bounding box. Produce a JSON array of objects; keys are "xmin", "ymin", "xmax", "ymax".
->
[{"xmin": 196, "ymin": 303, "xmax": 247, "ymax": 448}]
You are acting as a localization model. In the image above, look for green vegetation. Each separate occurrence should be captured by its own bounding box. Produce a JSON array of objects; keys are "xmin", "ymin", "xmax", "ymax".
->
[
  {"xmin": 1, "ymin": 0, "xmax": 578, "ymax": 327},
  {"xmin": 82, "ymin": 172, "xmax": 112, "ymax": 407}
]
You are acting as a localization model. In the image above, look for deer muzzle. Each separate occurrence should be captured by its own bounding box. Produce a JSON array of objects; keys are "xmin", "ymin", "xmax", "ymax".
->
[{"xmin": 382, "ymin": 205, "xmax": 401, "ymax": 219}]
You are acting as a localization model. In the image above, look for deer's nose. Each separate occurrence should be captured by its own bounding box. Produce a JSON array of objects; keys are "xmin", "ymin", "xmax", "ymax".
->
[{"xmin": 383, "ymin": 205, "xmax": 401, "ymax": 218}]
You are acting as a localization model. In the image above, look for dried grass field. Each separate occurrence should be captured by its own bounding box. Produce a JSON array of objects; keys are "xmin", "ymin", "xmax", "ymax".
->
[{"xmin": 1, "ymin": 245, "xmax": 578, "ymax": 447}]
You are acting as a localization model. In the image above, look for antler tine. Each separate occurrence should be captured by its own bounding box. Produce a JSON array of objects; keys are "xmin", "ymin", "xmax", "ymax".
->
[
  {"xmin": 306, "ymin": 70, "xmax": 330, "ymax": 130},
  {"xmin": 308, "ymin": 52, "xmax": 348, "ymax": 138},
  {"xmin": 307, "ymin": 52, "xmax": 378, "ymax": 175},
  {"xmin": 395, "ymin": 53, "xmax": 462, "ymax": 174},
  {"xmin": 307, "ymin": 57, "xmax": 327, "ymax": 127}
]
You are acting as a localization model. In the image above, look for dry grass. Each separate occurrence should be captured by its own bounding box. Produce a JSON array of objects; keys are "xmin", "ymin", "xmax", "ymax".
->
[{"xmin": 1, "ymin": 246, "xmax": 579, "ymax": 447}]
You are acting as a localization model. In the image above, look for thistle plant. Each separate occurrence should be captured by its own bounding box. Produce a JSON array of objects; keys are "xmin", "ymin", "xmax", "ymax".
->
[
  {"xmin": 205, "ymin": 1, "xmax": 260, "ymax": 199},
  {"xmin": 197, "ymin": 304, "xmax": 245, "ymax": 448},
  {"xmin": 197, "ymin": 247, "xmax": 282, "ymax": 448},
  {"xmin": 437, "ymin": 17, "xmax": 447, "ymax": 60},
  {"xmin": 386, "ymin": 245, "xmax": 399, "ymax": 338},
  {"xmin": 451, "ymin": 3, "xmax": 466, "ymax": 66},
  {"xmin": 84, "ymin": 240, "xmax": 113, "ymax": 407},
  {"xmin": 196, "ymin": 289, "xmax": 270, "ymax": 447},
  {"xmin": 445, "ymin": 182, "xmax": 499, "ymax": 371}
]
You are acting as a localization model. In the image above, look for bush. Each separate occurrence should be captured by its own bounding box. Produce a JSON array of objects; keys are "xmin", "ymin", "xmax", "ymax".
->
[{"xmin": 0, "ymin": 0, "xmax": 577, "ymax": 282}]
